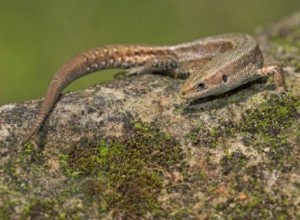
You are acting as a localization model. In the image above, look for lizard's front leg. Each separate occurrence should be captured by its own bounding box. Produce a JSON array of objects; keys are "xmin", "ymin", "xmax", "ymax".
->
[{"xmin": 258, "ymin": 65, "xmax": 286, "ymax": 93}]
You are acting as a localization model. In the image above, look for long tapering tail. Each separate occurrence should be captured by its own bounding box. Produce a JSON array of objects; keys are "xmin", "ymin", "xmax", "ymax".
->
[{"xmin": 21, "ymin": 45, "xmax": 178, "ymax": 145}]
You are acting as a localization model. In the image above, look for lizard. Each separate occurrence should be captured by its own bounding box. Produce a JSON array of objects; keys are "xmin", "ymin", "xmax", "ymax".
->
[{"xmin": 21, "ymin": 33, "xmax": 286, "ymax": 145}]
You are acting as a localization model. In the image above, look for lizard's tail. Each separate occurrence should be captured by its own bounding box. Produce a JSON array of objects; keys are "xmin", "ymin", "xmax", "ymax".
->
[
  {"xmin": 21, "ymin": 45, "xmax": 178, "ymax": 145},
  {"xmin": 21, "ymin": 51, "xmax": 90, "ymax": 145}
]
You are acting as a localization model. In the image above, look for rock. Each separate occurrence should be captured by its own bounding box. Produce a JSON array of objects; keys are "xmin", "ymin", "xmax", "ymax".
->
[{"xmin": 0, "ymin": 12, "xmax": 299, "ymax": 219}]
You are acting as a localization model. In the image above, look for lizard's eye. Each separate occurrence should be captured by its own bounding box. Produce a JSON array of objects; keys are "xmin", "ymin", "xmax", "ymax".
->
[
  {"xmin": 197, "ymin": 82, "xmax": 206, "ymax": 90},
  {"xmin": 222, "ymin": 74, "xmax": 228, "ymax": 82}
]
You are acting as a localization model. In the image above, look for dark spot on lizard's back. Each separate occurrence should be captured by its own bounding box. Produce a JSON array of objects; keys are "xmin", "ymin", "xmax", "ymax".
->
[
  {"xmin": 222, "ymin": 74, "xmax": 228, "ymax": 82},
  {"xmin": 134, "ymin": 49, "xmax": 140, "ymax": 56}
]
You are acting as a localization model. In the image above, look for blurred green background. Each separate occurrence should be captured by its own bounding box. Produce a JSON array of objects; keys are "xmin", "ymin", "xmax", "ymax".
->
[{"xmin": 0, "ymin": 0, "xmax": 299, "ymax": 105}]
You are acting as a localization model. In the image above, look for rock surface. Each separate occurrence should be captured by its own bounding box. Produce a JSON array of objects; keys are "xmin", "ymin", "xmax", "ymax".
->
[{"xmin": 0, "ymin": 12, "xmax": 300, "ymax": 219}]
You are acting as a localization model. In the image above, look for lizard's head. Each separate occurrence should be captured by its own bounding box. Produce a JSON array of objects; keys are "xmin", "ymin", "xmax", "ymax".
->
[{"xmin": 180, "ymin": 69, "xmax": 230, "ymax": 101}]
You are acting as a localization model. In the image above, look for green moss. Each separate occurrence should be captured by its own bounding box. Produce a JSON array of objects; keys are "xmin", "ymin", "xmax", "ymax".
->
[
  {"xmin": 2, "ymin": 94, "xmax": 298, "ymax": 219},
  {"xmin": 0, "ymin": 200, "xmax": 16, "ymax": 220},
  {"xmin": 186, "ymin": 125, "xmax": 224, "ymax": 148},
  {"xmin": 190, "ymin": 95, "xmax": 300, "ymax": 169},
  {"xmin": 23, "ymin": 200, "xmax": 59, "ymax": 220},
  {"xmin": 219, "ymin": 95, "xmax": 299, "ymax": 218},
  {"xmin": 198, "ymin": 169, "xmax": 206, "ymax": 180},
  {"xmin": 221, "ymin": 152, "xmax": 248, "ymax": 175},
  {"xmin": 62, "ymin": 121, "xmax": 185, "ymax": 218},
  {"xmin": 221, "ymin": 192, "xmax": 293, "ymax": 219},
  {"xmin": 23, "ymin": 144, "xmax": 34, "ymax": 155},
  {"xmin": 21, "ymin": 198, "xmax": 85, "ymax": 220},
  {"xmin": 241, "ymin": 96, "xmax": 297, "ymax": 134},
  {"xmin": 240, "ymin": 95, "xmax": 299, "ymax": 168},
  {"xmin": 133, "ymin": 121, "xmax": 150, "ymax": 132},
  {"xmin": 171, "ymin": 208, "xmax": 194, "ymax": 219},
  {"xmin": 185, "ymin": 94, "xmax": 299, "ymax": 218}
]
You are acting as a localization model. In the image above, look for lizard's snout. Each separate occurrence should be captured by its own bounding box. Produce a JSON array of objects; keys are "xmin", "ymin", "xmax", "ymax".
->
[
  {"xmin": 179, "ymin": 88, "xmax": 187, "ymax": 98},
  {"xmin": 180, "ymin": 81, "xmax": 193, "ymax": 98}
]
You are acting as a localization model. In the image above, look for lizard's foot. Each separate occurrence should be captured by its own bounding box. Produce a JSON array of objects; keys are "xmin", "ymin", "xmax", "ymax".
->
[
  {"xmin": 125, "ymin": 66, "xmax": 151, "ymax": 76},
  {"xmin": 114, "ymin": 70, "xmax": 138, "ymax": 79},
  {"xmin": 266, "ymin": 85, "xmax": 288, "ymax": 102},
  {"xmin": 258, "ymin": 65, "xmax": 286, "ymax": 92},
  {"xmin": 276, "ymin": 86, "xmax": 287, "ymax": 94},
  {"xmin": 114, "ymin": 66, "xmax": 153, "ymax": 79},
  {"xmin": 167, "ymin": 67, "xmax": 190, "ymax": 79},
  {"xmin": 115, "ymin": 55, "xmax": 179, "ymax": 79}
]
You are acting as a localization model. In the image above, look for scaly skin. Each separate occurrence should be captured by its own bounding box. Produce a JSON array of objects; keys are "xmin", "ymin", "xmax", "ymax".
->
[
  {"xmin": 21, "ymin": 45, "xmax": 179, "ymax": 144},
  {"xmin": 22, "ymin": 33, "xmax": 286, "ymax": 145},
  {"xmin": 178, "ymin": 33, "xmax": 285, "ymax": 99}
]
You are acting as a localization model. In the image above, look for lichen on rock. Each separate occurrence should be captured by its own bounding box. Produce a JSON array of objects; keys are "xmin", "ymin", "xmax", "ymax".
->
[{"xmin": 1, "ymin": 12, "xmax": 300, "ymax": 219}]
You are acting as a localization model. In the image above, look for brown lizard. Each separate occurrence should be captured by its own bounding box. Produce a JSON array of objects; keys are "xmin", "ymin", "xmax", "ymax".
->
[{"xmin": 21, "ymin": 33, "xmax": 285, "ymax": 145}]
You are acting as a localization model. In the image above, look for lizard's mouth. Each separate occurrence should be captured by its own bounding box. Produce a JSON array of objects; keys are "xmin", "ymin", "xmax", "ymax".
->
[
  {"xmin": 179, "ymin": 87, "xmax": 189, "ymax": 98},
  {"xmin": 180, "ymin": 87, "xmax": 200, "ymax": 100}
]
